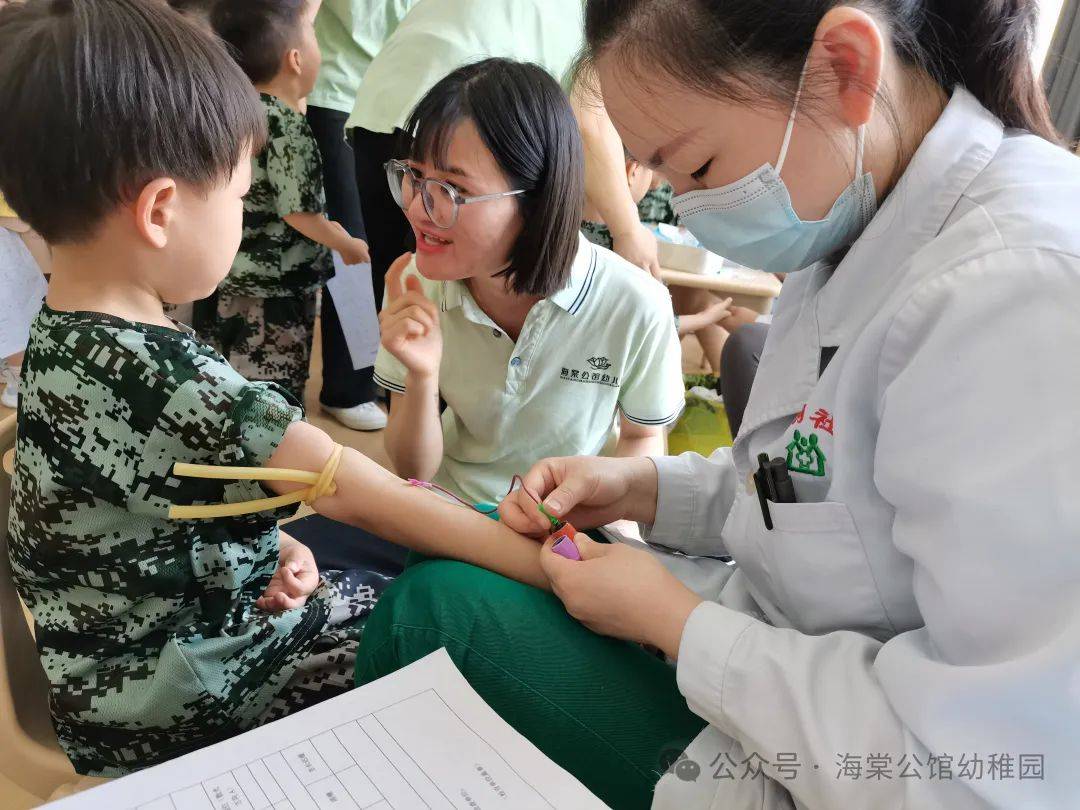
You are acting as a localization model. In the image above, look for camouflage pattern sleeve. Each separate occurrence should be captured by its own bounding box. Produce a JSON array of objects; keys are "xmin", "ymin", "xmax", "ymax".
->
[
  {"xmin": 580, "ymin": 220, "xmax": 615, "ymax": 251},
  {"xmin": 7, "ymin": 308, "xmax": 346, "ymax": 777},
  {"xmin": 637, "ymin": 182, "xmax": 677, "ymax": 226},
  {"xmin": 218, "ymin": 94, "xmax": 333, "ymax": 298},
  {"xmin": 265, "ymin": 99, "xmax": 327, "ymax": 218}
]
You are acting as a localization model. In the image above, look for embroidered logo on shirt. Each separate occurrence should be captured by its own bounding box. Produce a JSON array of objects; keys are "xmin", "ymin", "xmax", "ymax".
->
[
  {"xmin": 587, "ymin": 356, "xmax": 612, "ymax": 371},
  {"xmin": 561, "ymin": 365, "xmax": 619, "ymax": 387}
]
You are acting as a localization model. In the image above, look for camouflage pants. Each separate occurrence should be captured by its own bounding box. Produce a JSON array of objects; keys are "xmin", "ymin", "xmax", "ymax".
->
[
  {"xmin": 256, "ymin": 568, "xmax": 382, "ymax": 726},
  {"xmin": 195, "ymin": 291, "xmax": 316, "ymax": 402}
]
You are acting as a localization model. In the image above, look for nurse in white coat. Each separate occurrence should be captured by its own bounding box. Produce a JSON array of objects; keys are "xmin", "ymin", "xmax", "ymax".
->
[{"xmin": 357, "ymin": 1, "xmax": 1079, "ymax": 808}]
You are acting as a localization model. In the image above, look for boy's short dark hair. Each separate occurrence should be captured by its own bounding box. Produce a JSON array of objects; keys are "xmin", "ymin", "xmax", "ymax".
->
[
  {"xmin": 211, "ymin": 0, "xmax": 307, "ymax": 85},
  {"xmin": 0, "ymin": 0, "xmax": 265, "ymax": 245},
  {"xmin": 404, "ymin": 59, "xmax": 585, "ymax": 299},
  {"xmin": 167, "ymin": 0, "xmax": 219, "ymax": 21}
]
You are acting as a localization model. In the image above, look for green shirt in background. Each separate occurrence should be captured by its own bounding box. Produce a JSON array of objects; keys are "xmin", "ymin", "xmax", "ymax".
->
[
  {"xmin": 307, "ymin": 0, "xmax": 418, "ymax": 115},
  {"xmin": 346, "ymin": 0, "xmax": 585, "ymax": 135}
]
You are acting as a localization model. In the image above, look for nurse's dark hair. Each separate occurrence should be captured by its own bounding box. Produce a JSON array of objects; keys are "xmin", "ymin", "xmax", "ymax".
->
[
  {"xmin": 401, "ymin": 58, "xmax": 585, "ymax": 298},
  {"xmin": 0, "ymin": 0, "xmax": 265, "ymax": 244},
  {"xmin": 581, "ymin": 0, "xmax": 1062, "ymax": 145}
]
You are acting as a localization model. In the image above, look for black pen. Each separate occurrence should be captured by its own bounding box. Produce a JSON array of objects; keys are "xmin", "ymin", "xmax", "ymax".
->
[
  {"xmin": 754, "ymin": 453, "xmax": 775, "ymax": 530},
  {"xmin": 768, "ymin": 458, "xmax": 797, "ymax": 504}
]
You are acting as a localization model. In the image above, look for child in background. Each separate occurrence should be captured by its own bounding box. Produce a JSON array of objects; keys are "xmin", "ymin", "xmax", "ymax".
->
[
  {"xmin": 581, "ymin": 155, "xmax": 758, "ymax": 371},
  {"xmin": 203, "ymin": 0, "xmax": 369, "ymax": 402},
  {"xmin": 0, "ymin": 0, "xmax": 546, "ymax": 776},
  {"xmin": 0, "ymin": 193, "xmax": 47, "ymax": 408}
]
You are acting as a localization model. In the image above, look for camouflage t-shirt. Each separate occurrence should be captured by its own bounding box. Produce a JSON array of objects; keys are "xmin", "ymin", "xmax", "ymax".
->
[
  {"xmin": 222, "ymin": 93, "xmax": 334, "ymax": 297},
  {"xmin": 580, "ymin": 219, "xmax": 613, "ymax": 251},
  {"xmin": 580, "ymin": 183, "xmax": 679, "ymax": 251},
  {"xmin": 637, "ymin": 182, "xmax": 677, "ymax": 226},
  {"xmin": 8, "ymin": 306, "xmax": 338, "ymax": 776}
]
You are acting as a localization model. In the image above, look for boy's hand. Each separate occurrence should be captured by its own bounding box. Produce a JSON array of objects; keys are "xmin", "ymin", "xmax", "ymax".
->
[
  {"xmin": 257, "ymin": 534, "xmax": 320, "ymax": 612},
  {"xmin": 720, "ymin": 306, "xmax": 760, "ymax": 333},
  {"xmin": 339, "ymin": 236, "xmax": 370, "ymax": 266},
  {"xmin": 380, "ymin": 252, "xmax": 442, "ymax": 379},
  {"xmin": 702, "ymin": 296, "xmax": 734, "ymax": 325}
]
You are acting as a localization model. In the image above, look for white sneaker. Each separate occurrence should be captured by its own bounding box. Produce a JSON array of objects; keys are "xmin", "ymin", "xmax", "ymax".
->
[
  {"xmin": 322, "ymin": 401, "xmax": 387, "ymax": 431},
  {"xmin": 1, "ymin": 365, "xmax": 20, "ymax": 409}
]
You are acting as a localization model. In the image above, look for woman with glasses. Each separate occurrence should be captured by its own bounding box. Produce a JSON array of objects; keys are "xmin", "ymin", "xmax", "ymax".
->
[{"xmin": 372, "ymin": 58, "xmax": 684, "ymax": 509}]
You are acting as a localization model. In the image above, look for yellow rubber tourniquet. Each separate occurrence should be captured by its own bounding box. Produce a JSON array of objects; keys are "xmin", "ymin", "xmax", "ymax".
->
[{"xmin": 168, "ymin": 443, "xmax": 343, "ymax": 519}]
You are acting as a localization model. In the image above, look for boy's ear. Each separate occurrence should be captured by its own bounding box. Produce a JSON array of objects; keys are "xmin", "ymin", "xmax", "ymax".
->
[
  {"xmin": 133, "ymin": 178, "xmax": 178, "ymax": 249},
  {"xmin": 284, "ymin": 47, "xmax": 302, "ymax": 77}
]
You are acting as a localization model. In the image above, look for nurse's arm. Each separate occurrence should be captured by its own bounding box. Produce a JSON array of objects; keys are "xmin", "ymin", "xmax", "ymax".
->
[
  {"xmin": 643, "ymin": 448, "xmax": 740, "ymax": 558},
  {"xmin": 613, "ymin": 414, "xmax": 665, "ymax": 458},
  {"xmin": 383, "ymin": 388, "xmax": 443, "ymax": 483},
  {"xmin": 265, "ymin": 420, "xmax": 549, "ymax": 590}
]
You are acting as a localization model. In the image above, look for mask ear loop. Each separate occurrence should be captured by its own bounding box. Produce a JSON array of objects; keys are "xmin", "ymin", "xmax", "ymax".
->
[
  {"xmin": 854, "ymin": 124, "xmax": 866, "ymax": 178},
  {"xmin": 775, "ymin": 61, "xmax": 868, "ymax": 183},
  {"xmin": 775, "ymin": 63, "xmax": 808, "ymax": 178}
]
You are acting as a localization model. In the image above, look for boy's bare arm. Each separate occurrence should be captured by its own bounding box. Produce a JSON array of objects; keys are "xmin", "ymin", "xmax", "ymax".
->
[
  {"xmin": 265, "ymin": 421, "xmax": 551, "ymax": 591},
  {"xmin": 283, "ymin": 212, "xmax": 370, "ymax": 265}
]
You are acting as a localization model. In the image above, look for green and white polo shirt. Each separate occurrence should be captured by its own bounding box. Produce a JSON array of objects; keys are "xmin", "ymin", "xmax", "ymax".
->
[{"xmin": 374, "ymin": 234, "xmax": 684, "ymax": 505}]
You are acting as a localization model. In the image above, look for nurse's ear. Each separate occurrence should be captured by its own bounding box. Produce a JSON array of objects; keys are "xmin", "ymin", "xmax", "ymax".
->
[{"xmin": 808, "ymin": 6, "xmax": 885, "ymax": 129}]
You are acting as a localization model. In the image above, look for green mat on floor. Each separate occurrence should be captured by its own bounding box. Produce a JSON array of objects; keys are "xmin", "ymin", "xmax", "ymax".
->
[{"xmin": 668, "ymin": 374, "xmax": 734, "ymax": 456}]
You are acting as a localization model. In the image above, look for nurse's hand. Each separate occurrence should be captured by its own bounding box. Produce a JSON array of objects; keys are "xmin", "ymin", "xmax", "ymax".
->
[
  {"xmin": 380, "ymin": 252, "xmax": 442, "ymax": 379},
  {"xmin": 498, "ymin": 455, "xmax": 659, "ymax": 536},
  {"xmin": 540, "ymin": 534, "xmax": 703, "ymax": 659}
]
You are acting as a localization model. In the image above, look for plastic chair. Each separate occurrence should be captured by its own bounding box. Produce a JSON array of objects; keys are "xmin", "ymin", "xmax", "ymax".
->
[{"xmin": 0, "ymin": 414, "xmax": 87, "ymax": 802}]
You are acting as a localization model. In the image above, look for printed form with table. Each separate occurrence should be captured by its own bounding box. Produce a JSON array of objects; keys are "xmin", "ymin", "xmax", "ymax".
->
[{"xmin": 45, "ymin": 650, "xmax": 607, "ymax": 810}]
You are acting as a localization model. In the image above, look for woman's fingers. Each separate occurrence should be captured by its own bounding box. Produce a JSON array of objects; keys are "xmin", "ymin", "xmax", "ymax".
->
[
  {"xmin": 381, "ymin": 289, "xmax": 439, "ymax": 322},
  {"xmin": 539, "ymin": 468, "xmax": 596, "ymax": 519},
  {"xmin": 538, "ymin": 536, "xmax": 569, "ymax": 583},
  {"xmin": 381, "ymin": 305, "xmax": 436, "ymax": 341},
  {"xmin": 382, "ymin": 319, "xmax": 427, "ymax": 350},
  {"xmin": 498, "ymin": 488, "xmax": 552, "ymax": 536},
  {"xmin": 384, "ymin": 252, "xmax": 414, "ymax": 303}
]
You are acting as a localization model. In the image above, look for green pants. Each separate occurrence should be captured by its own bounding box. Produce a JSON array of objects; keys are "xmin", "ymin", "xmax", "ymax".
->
[{"xmin": 355, "ymin": 559, "xmax": 707, "ymax": 810}]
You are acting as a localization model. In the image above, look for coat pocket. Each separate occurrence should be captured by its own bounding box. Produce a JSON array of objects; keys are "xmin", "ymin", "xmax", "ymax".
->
[{"xmin": 763, "ymin": 501, "xmax": 892, "ymax": 638}]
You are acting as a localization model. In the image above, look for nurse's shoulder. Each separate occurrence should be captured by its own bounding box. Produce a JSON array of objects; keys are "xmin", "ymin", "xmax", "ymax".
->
[{"xmin": 963, "ymin": 131, "xmax": 1080, "ymax": 260}]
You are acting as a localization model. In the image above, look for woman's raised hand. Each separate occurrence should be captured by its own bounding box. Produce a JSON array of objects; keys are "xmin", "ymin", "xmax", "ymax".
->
[{"xmin": 379, "ymin": 253, "xmax": 442, "ymax": 379}]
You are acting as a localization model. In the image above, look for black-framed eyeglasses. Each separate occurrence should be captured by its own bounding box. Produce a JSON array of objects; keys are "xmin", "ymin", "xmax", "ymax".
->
[{"xmin": 384, "ymin": 159, "xmax": 526, "ymax": 229}]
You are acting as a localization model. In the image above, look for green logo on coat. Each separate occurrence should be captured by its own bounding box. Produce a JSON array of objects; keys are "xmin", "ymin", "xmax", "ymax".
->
[{"xmin": 786, "ymin": 430, "xmax": 827, "ymax": 477}]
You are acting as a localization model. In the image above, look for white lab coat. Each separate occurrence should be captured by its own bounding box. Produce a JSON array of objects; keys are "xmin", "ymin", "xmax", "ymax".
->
[{"xmin": 648, "ymin": 89, "xmax": 1080, "ymax": 809}]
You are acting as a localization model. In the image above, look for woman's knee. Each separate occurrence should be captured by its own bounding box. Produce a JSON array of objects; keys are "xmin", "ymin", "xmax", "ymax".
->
[{"xmin": 357, "ymin": 559, "xmax": 556, "ymax": 682}]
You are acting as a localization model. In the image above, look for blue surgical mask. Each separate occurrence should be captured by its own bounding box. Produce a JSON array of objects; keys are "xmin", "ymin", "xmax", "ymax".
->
[{"xmin": 671, "ymin": 72, "xmax": 877, "ymax": 274}]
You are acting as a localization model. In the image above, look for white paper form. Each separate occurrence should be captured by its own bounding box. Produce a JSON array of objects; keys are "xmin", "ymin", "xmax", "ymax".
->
[
  {"xmin": 324, "ymin": 253, "xmax": 380, "ymax": 371},
  {"xmin": 45, "ymin": 649, "xmax": 607, "ymax": 810}
]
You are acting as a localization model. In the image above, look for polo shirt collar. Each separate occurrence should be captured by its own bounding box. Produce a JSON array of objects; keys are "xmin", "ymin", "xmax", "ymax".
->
[
  {"xmin": 440, "ymin": 233, "xmax": 599, "ymax": 316},
  {"xmin": 548, "ymin": 234, "xmax": 598, "ymax": 314}
]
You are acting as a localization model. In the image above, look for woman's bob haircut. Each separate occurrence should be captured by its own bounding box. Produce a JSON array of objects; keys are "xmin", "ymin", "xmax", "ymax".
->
[{"xmin": 400, "ymin": 57, "xmax": 586, "ymax": 298}]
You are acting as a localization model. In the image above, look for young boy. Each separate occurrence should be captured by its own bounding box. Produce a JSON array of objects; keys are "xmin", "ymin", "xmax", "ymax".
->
[
  {"xmin": 0, "ymin": 0, "xmax": 545, "ymax": 777},
  {"xmin": 203, "ymin": 0, "xmax": 370, "ymax": 403}
]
